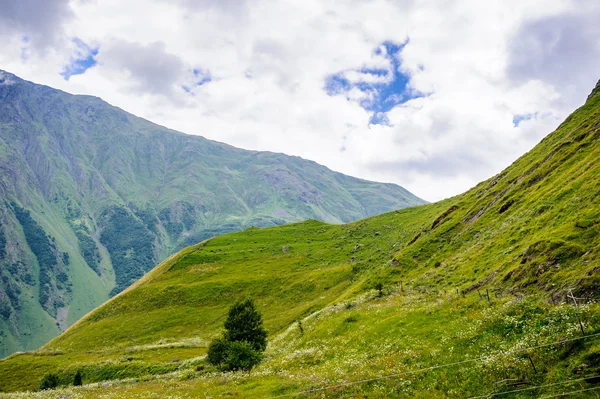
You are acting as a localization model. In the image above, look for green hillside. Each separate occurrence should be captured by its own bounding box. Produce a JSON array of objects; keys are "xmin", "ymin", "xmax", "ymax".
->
[
  {"xmin": 0, "ymin": 70, "xmax": 424, "ymax": 357},
  {"xmin": 0, "ymin": 80, "xmax": 598, "ymax": 397}
]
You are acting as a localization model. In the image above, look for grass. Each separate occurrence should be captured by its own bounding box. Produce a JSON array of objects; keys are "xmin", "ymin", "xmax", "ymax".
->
[
  {"xmin": 0, "ymin": 78, "xmax": 599, "ymax": 397},
  {"xmin": 1, "ymin": 292, "xmax": 599, "ymax": 397}
]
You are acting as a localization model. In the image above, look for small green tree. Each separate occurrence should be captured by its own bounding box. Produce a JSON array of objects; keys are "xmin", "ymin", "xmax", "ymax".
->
[
  {"xmin": 73, "ymin": 369, "xmax": 83, "ymax": 386},
  {"xmin": 225, "ymin": 341, "xmax": 263, "ymax": 371},
  {"xmin": 38, "ymin": 373, "xmax": 59, "ymax": 391},
  {"xmin": 224, "ymin": 298, "xmax": 268, "ymax": 351},
  {"xmin": 207, "ymin": 298, "xmax": 267, "ymax": 371}
]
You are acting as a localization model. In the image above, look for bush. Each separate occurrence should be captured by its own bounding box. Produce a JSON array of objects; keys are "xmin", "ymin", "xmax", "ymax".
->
[
  {"xmin": 375, "ymin": 282, "xmax": 384, "ymax": 297},
  {"xmin": 224, "ymin": 298, "xmax": 268, "ymax": 351},
  {"xmin": 38, "ymin": 373, "xmax": 59, "ymax": 391},
  {"xmin": 207, "ymin": 336, "xmax": 230, "ymax": 366},
  {"xmin": 207, "ymin": 298, "xmax": 268, "ymax": 371},
  {"xmin": 73, "ymin": 369, "xmax": 82, "ymax": 386},
  {"xmin": 225, "ymin": 341, "xmax": 263, "ymax": 371}
]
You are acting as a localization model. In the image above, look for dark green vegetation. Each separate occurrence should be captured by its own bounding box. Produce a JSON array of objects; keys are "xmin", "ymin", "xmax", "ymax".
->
[
  {"xmin": 73, "ymin": 370, "xmax": 82, "ymax": 386},
  {"xmin": 224, "ymin": 298, "xmax": 268, "ymax": 352},
  {"xmin": 37, "ymin": 374, "xmax": 58, "ymax": 391},
  {"xmin": 12, "ymin": 204, "xmax": 71, "ymax": 316},
  {"xmin": 0, "ymin": 70, "xmax": 424, "ymax": 357},
  {"xmin": 0, "ymin": 224, "xmax": 6, "ymax": 259},
  {"xmin": 73, "ymin": 230, "xmax": 100, "ymax": 275},
  {"xmin": 207, "ymin": 298, "xmax": 268, "ymax": 370},
  {"xmin": 0, "ymin": 80, "xmax": 598, "ymax": 398},
  {"xmin": 99, "ymin": 206, "xmax": 157, "ymax": 295}
]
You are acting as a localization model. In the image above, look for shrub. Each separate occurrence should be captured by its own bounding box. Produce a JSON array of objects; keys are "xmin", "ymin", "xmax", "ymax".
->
[
  {"xmin": 38, "ymin": 373, "xmax": 59, "ymax": 391},
  {"xmin": 207, "ymin": 298, "xmax": 268, "ymax": 371},
  {"xmin": 73, "ymin": 369, "xmax": 82, "ymax": 386},
  {"xmin": 225, "ymin": 341, "xmax": 263, "ymax": 371},
  {"xmin": 207, "ymin": 336, "xmax": 230, "ymax": 366},
  {"xmin": 224, "ymin": 298, "xmax": 268, "ymax": 352},
  {"xmin": 375, "ymin": 282, "xmax": 384, "ymax": 297}
]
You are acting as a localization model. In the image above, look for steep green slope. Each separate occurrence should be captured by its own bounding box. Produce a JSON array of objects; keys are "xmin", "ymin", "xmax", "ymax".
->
[
  {"xmin": 0, "ymin": 70, "xmax": 424, "ymax": 357},
  {"xmin": 0, "ymin": 81, "xmax": 598, "ymax": 397}
]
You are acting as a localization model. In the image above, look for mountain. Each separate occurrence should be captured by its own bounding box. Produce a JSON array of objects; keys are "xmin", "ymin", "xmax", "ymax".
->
[
  {"xmin": 0, "ymin": 80, "xmax": 597, "ymax": 397},
  {"xmin": 0, "ymin": 70, "xmax": 425, "ymax": 357}
]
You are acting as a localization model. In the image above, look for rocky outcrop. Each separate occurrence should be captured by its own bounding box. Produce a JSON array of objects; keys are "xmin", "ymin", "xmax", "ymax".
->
[{"xmin": 588, "ymin": 79, "xmax": 600, "ymax": 101}]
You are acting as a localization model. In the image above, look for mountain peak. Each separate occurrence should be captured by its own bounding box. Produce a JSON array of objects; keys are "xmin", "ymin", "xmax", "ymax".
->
[
  {"xmin": 588, "ymin": 79, "xmax": 600, "ymax": 102},
  {"xmin": 0, "ymin": 70, "xmax": 18, "ymax": 86}
]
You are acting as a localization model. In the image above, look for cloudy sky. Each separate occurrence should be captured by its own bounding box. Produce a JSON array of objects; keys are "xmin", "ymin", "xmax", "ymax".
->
[{"xmin": 1, "ymin": 0, "xmax": 599, "ymax": 201}]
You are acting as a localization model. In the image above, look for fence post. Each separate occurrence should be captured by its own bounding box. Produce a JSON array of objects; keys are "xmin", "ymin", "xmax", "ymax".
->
[
  {"xmin": 568, "ymin": 289, "xmax": 586, "ymax": 335},
  {"xmin": 528, "ymin": 354, "xmax": 537, "ymax": 374}
]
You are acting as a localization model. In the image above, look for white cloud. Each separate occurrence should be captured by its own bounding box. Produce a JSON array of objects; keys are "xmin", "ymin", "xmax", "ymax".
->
[
  {"xmin": 96, "ymin": 40, "xmax": 186, "ymax": 98},
  {"xmin": 0, "ymin": 0, "xmax": 597, "ymax": 202},
  {"xmin": 0, "ymin": 0, "xmax": 73, "ymax": 48}
]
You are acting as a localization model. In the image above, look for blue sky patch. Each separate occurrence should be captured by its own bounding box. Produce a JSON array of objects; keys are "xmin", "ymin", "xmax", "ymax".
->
[
  {"xmin": 20, "ymin": 36, "xmax": 30, "ymax": 62},
  {"xmin": 512, "ymin": 112, "xmax": 537, "ymax": 127},
  {"xmin": 325, "ymin": 40, "xmax": 423, "ymax": 125},
  {"xmin": 60, "ymin": 38, "xmax": 98, "ymax": 80},
  {"xmin": 192, "ymin": 68, "xmax": 212, "ymax": 86},
  {"xmin": 182, "ymin": 68, "xmax": 212, "ymax": 95},
  {"xmin": 369, "ymin": 112, "xmax": 391, "ymax": 126}
]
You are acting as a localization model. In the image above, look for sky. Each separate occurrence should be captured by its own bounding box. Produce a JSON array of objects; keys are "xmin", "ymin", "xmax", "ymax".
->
[{"xmin": 0, "ymin": 0, "xmax": 599, "ymax": 202}]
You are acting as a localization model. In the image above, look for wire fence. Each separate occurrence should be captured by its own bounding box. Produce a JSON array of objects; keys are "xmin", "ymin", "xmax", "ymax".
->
[
  {"xmin": 467, "ymin": 375, "xmax": 600, "ymax": 399},
  {"xmin": 268, "ymin": 332, "xmax": 600, "ymax": 398}
]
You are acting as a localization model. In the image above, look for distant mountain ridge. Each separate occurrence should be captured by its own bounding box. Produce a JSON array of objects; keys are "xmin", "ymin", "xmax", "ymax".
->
[{"xmin": 0, "ymin": 70, "xmax": 425, "ymax": 357}]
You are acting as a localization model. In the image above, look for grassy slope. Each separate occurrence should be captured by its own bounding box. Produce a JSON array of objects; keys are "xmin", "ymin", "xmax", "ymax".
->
[
  {"xmin": 0, "ymin": 70, "xmax": 424, "ymax": 357},
  {"xmin": 0, "ymin": 84, "xmax": 599, "ymax": 397}
]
